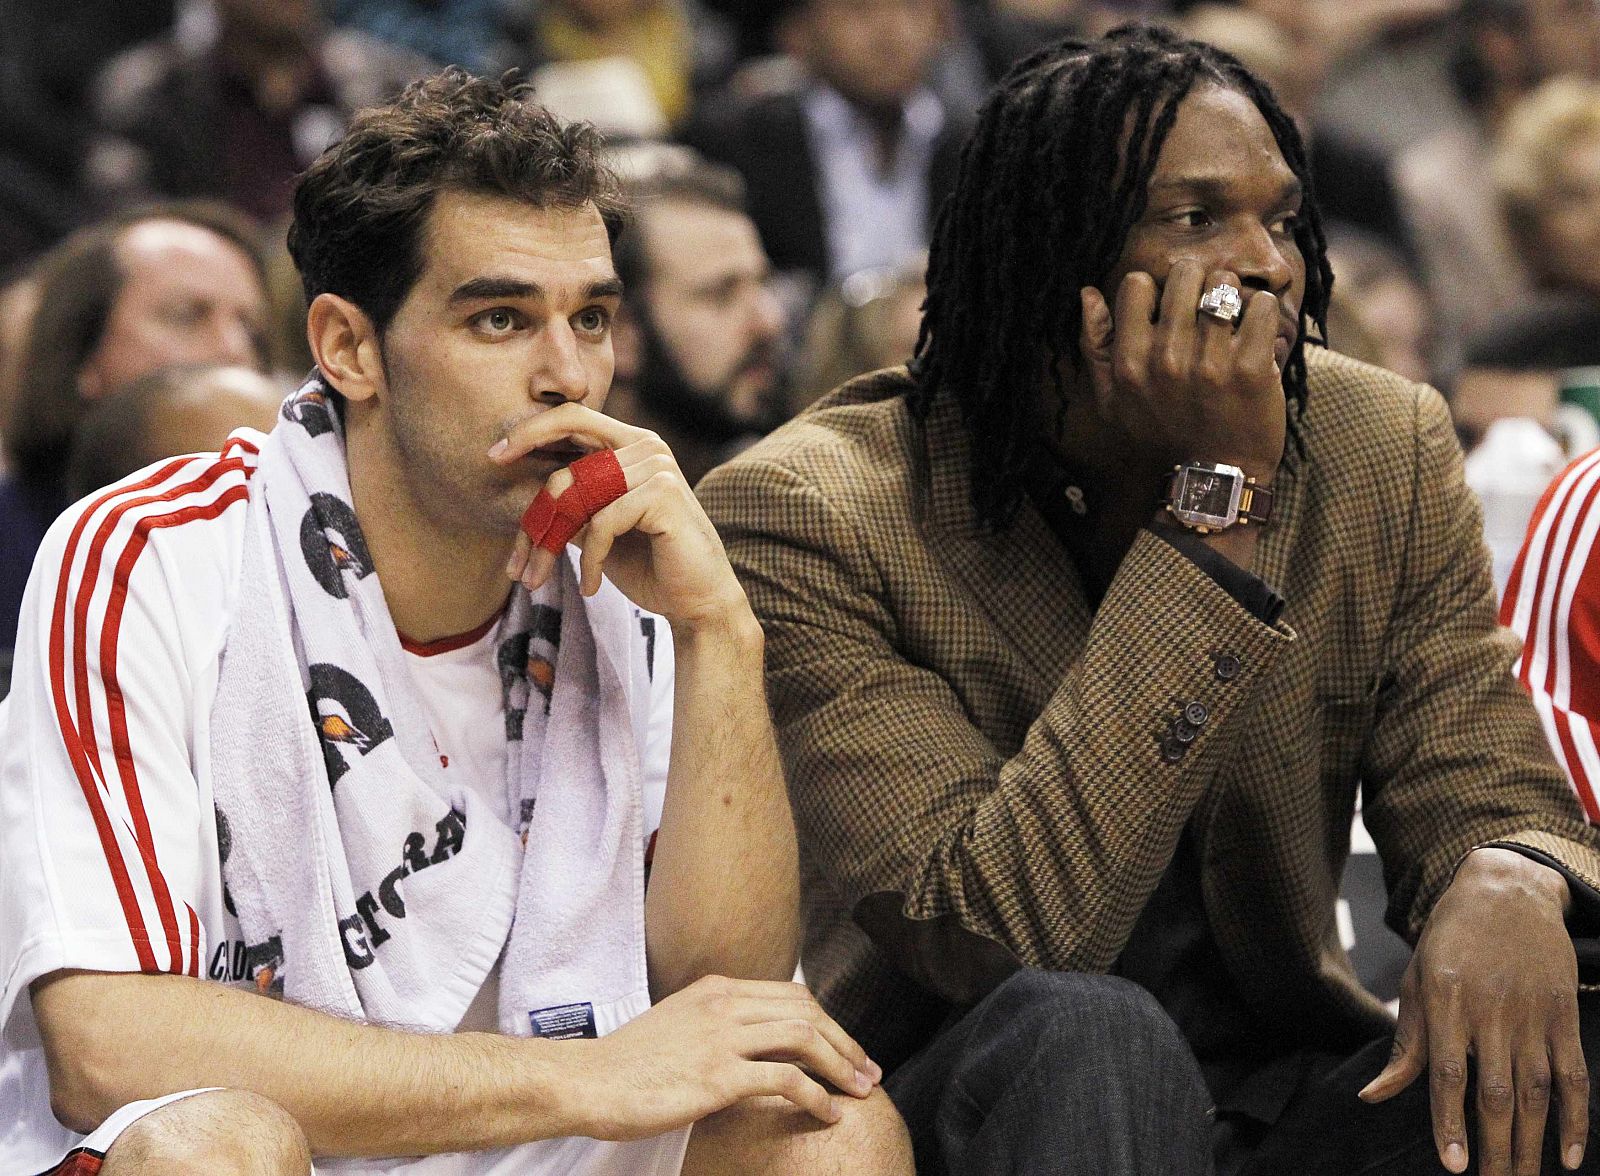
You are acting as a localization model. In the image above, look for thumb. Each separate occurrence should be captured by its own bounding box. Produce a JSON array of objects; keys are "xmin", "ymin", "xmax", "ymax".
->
[{"xmin": 1359, "ymin": 998, "xmax": 1427, "ymax": 1103}]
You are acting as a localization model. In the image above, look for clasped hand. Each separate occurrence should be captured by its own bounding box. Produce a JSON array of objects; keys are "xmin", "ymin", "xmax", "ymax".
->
[
  {"xmin": 491, "ymin": 403, "xmax": 748, "ymax": 631},
  {"xmin": 1077, "ymin": 258, "xmax": 1286, "ymax": 480}
]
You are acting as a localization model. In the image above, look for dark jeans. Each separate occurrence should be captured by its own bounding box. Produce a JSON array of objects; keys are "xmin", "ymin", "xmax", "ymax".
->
[{"xmin": 885, "ymin": 969, "xmax": 1600, "ymax": 1175}]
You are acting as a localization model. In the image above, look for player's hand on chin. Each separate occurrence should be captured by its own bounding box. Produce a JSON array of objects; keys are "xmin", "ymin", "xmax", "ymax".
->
[{"xmin": 490, "ymin": 402, "xmax": 749, "ymax": 633}]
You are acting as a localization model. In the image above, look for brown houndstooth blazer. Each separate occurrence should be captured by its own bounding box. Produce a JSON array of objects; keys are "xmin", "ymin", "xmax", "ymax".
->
[{"xmin": 698, "ymin": 347, "xmax": 1600, "ymax": 1071}]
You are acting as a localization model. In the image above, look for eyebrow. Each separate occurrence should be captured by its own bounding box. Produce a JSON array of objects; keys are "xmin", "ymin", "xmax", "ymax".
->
[
  {"xmin": 448, "ymin": 275, "xmax": 625, "ymax": 304},
  {"xmin": 1148, "ymin": 176, "xmax": 1303, "ymax": 205}
]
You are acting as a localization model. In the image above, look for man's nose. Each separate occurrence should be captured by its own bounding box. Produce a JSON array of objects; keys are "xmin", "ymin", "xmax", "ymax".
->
[
  {"xmin": 750, "ymin": 284, "xmax": 785, "ymax": 342},
  {"xmin": 532, "ymin": 320, "xmax": 590, "ymax": 404},
  {"xmin": 1232, "ymin": 221, "xmax": 1295, "ymax": 295}
]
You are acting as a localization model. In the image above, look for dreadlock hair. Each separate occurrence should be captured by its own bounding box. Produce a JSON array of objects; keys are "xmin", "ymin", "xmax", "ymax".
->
[{"xmin": 909, "ymin": 22, "xmax": 1333, "ymax": 530}]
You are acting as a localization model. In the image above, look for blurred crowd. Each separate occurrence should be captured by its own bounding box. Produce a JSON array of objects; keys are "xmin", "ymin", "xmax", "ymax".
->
[{"xmin": 4, "ymin": 0, "xmax": 1600, "ymax": 691}]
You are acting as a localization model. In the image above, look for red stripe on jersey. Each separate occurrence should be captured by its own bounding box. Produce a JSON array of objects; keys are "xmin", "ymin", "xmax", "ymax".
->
[
  {"xmin": 48, "ymin": 456, "xmax": 248, "ymax": 971},
  {"xmin": 1509, "ymin": 452, "xmax": 1600, "ymax": 693},
  {"xmin": 187, "ymin": 902, "xmax": 201, "ymax": 978},
  {"xmin": 222, "ymin": 433, "xmax": 260, "ymax": 457},
  {"xmin": 1499, "ymin": 458, "xmax": 1572, "ymax": 634},
  {"xmin": 76, "ymin": 460, "xmax": 247, "ymax": 970},
  {"xmin": 48, "ymin": 458, "xmax": 198, "ymax": 971},
  {"xmin": 1537, "ymin": 475, "xmax": 1600, "ymax": 703},
  {"xmin": 99, "ymin": 483, "xmax": 251, "ymax": 971},
  {"xmin": 1552, "ymin": 713, "xmax": 1600, "ymax": 822},
  {"xmin": 34, "ymin": 1146, "xmax": 104, "ymax": 1175}
]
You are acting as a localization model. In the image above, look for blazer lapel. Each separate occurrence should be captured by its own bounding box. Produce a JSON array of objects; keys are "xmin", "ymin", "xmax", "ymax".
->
[{"xmin": 919, "ymin": 394, "xmax": 1092, "ymax": 685}]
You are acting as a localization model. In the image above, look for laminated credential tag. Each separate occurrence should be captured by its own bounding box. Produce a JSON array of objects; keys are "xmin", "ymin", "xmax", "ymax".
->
[{"xmin": 529, "ymin": 1001, "xmax": 598, "ymax": 1039}]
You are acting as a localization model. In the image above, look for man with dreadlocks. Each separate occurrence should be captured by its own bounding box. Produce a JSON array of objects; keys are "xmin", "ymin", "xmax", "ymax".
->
[{"xmin": 700, "ymin": 23, "xmax": 1600, "ymax": 1176}]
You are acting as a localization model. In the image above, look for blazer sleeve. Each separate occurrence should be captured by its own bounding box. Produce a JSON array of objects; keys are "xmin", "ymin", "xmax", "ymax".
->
[
  {"xmin": 1358, "ymin": 385, "xmax": 1600, "ymax": 942},
  {"xmin": 702, "ymin": 457, "xmax": 1294, "ymax": 1005}
]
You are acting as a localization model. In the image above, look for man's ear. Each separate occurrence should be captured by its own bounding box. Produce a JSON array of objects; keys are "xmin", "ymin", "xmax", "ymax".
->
[{"xmin": 306, "ymin": 293, "xmax": 384, "ymax": 403}]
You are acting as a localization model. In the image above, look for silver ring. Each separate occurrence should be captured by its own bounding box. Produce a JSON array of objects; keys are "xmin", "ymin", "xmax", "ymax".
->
[{"xmin": 1197, "ymin": 282, "xmax": 1244, "ymax": 325}]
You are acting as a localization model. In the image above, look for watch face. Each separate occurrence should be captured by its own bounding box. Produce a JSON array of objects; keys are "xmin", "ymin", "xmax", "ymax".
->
[{"xmin": 1175, "ymin": 466, "xmax": 1242, "ymax": 527}]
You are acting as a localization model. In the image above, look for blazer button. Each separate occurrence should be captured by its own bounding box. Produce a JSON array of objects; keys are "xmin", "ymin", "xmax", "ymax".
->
[
  {"xmin": 1214, "ymin": 653, "xmax": 1242, "ymax": 681},
  {"xmin": 1159, "ymin": 736, "xmax": 1187, "ymax": 763},
  {"xmin": 1183, "ymin": 701, "xmax": 1210, "ymax": 727},
  {"xmin": 1171, "ymin": 719, "xmax": 1199, "ymax": 744}
]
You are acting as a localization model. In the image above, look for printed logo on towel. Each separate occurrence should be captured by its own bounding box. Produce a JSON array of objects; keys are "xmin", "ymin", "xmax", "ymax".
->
[
  {"xmin": 497, "ymin": 604, "xmax": 561, "ymax": 741},
  {"xmin": 300, "ymin": 492, "xmax": 374, "ymax": 598},
  {"xmin": 518, "ymin": 797, "xmax": 536, "ymax": 847},
  {"xmin": 638, "ymin": 612, "xmax": 657, "ymax": 681},
  {"xmin": 306, "ymin": 663, "xmax": 395, "ymax": 786},
  {"xmin": 338, "ymin": 808, "xmax": 467, "ymax": 969},
  {"xmin": 215, "ymin": 804, "xmax": 239, "ymax": 917},
  {"xmin": 497, "ymin": 631, "xmax": 531, "ymax": 742},
  {"xmin": 282, "ymin": 386, "xmax": 337, "ymax": 437},
  {"xmin": 529, "ymin": 1002, "xmax": 598, "ymax": 1040},
  {"xmin": 245, "ymin": 934, "xmax": 286, "ymax": 997}
]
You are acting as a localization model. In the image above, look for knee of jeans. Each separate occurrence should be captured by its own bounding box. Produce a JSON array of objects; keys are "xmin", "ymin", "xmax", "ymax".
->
[{"xmin": 983, "ymin": 970, "xmax": 1189, "ymax": 1065}]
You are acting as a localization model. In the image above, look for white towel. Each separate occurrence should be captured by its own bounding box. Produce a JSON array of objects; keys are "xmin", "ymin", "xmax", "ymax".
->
[{"xmin": 210, "ymin": 372, "xmax": 651, "ymax": 1045}]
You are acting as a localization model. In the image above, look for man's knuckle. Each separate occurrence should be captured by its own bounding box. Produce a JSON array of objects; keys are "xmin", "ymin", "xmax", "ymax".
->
[
  {"xmin": 1558, "ymin": 1065, "xmax": 1591, "ymax": 1093},
  {"xmin": 1520, "ymin": 1068, "xmax": 1552, "ymax": 1108},
  {"xmin": 1478, "ymin": 1076, "xmax": 1515, "ymax": 1113},
  {"xmin": 1432, "ymin": 1058, "xmax": 1469, "ymax": 1088},
  {"xmin": 1153, "ymin": 350, "xmax": 1185, "ymax": 383}
]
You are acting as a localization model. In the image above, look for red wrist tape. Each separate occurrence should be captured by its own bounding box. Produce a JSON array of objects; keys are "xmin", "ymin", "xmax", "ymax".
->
[{"xmin": 520, "ymin": 449, "xmax": 628, "ymax": 555}]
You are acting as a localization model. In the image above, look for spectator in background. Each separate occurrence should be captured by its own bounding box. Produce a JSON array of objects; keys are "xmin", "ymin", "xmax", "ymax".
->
[
  {"xmin": 685, "ymin": 0, "xmax": 971, "ymax": 292},
  {"xmin": 88, "ymin": 0, "xmax": 427, "ymax": 223},
  {"xmin": 0, "ymin": 0, "xmax": 176, "ymax": 268},
  {"xmin": 1449, "ymin": 77, "xmax": 1600, "ymax": 581},
  {"xmin": 1176, "ymin": 4, "xmax": 1414, "ymax": 262},
  {"xmin": 1323, "ymin": 229, "xmax": 1435, "ymax": 386},
  {"xmin": 325, "ymin": 0, "xmax": 509, "ymax": 72},
  {"xmin": 1495, "ymin": 76, "xmax": 1600, "ymax": 304},
  {"xmin": 792, "ymin": 257, "xmax": 926, "ymax": 411},
  {"xmin": 1393, "ymin": 0, "xmax": 1600, "ymax": 377},
  {"xmin": 507, "ymin": 0, "xmax": 739, "ymax": 129},
  {"xmin": 0, "ymin": 268, "xmax": 41, "ymax": 453},
  {"xmin": 610, "ymin": 148, "xmax": 788, "ymax": 486},
  {"xmin": 64, "ymin": 363, "xmax": 283, "ymax": 502},
  {"xmin": 0, "ymin": 202, "xmax": 270, "ymax": 690}
]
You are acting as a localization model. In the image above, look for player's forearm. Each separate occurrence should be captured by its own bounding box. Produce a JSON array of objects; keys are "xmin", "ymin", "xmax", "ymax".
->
[
  {"xmin": 646, "ymin": 605, "xmax": 801, "ymax": 995},
  {"xmin": 33, "ymin": 970, "xmax": 590, "ymax": 1156}
]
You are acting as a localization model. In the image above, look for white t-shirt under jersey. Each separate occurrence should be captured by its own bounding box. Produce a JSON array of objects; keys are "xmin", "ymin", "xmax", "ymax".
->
[{"xmin": 0, "ymin": 437, "xmax": 679, "ymax": 1174}]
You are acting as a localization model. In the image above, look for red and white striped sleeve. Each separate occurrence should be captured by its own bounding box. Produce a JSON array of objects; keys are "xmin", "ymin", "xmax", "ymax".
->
[
  {"xmin": 1501, "ymin": 446, "xmax": 1600, "ymax": 823},
  {"xmin": 0, "ymin": 443, "xmax": 256, "ymax": 1030}
]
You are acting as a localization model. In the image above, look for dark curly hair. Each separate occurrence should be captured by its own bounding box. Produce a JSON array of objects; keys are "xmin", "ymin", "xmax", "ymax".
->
[
  {"xmin": 288, "ymin": 68, "xmax": 627, "ymax": 337},
  {"xmin": 910, "ymin": 23, "xmax": 1333, "ymax": 529}
]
